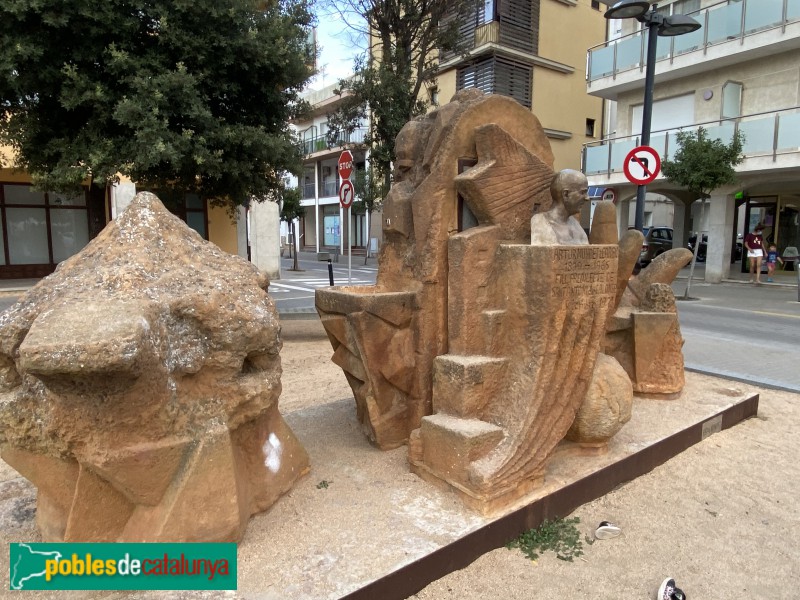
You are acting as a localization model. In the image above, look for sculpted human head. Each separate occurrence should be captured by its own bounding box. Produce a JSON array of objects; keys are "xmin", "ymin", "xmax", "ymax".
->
[{"xmin": 551, "ymin": 169, "xmax": 589, "ymax": 215}]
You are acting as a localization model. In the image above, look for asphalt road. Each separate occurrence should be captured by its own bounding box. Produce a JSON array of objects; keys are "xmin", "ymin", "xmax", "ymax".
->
[
  {"xmin": 271, "ymin": 256, "xmax": 378, "ymax": 314},
  {"xmin": 673, "ymin": 281, "xmax": 800, "ymax": 392},
  {"xmin": 1, "ymin": 264, "xmax": 796, "ymax": 392}
]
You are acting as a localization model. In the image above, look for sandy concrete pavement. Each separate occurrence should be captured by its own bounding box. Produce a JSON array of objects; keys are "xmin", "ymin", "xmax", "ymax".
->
[{"xmin": 0, "ymin": 319, "xmax": 797, "ymax": 599}]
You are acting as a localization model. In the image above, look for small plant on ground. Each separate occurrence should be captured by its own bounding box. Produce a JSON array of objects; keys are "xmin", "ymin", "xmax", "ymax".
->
[
  {"xmin": 506, "ymin": 517, "xmax": 585, "ymax": 562},
  {"xmin": 316, "ymin": 480, "xmax": 332, "ymax": 489}
]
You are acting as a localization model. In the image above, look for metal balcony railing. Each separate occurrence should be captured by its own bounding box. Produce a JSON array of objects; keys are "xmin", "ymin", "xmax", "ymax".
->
[
  {"xmin": 587, "ymin": 0, "xmax": 800, "ymax": 83},
  {"xmin": 300, "ymin": 127, "xmax": 367, "ymax": 156},
  {"xmin": 321, "ymin": 181, "xmax": 338, "ymax": 197},
  {"xmin": 582, "ymin": 106, "xmax": 800, "ymax": 177},
  {"xmin": 301, "ymin": 182, "xmax": 316, "ymax": 200}
]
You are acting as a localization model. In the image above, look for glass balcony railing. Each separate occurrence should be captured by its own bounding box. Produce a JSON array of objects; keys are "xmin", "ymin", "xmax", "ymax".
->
[
  {"xmin": 300, "ymin": 128, "xmax": 367, "ymax": 156},
  {"xmin": 301, "ymin": 182, "xmax": 316, "ymax": 200},
  {"xmin": 587, "ymin": 0, "xmax": 800, "ymax": 82},
  {"xmin": 582, "ymin": 107, "xmax": 800, "ymax": 177}
]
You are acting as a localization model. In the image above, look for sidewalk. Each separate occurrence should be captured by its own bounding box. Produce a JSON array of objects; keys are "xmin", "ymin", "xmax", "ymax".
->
[{"xmin": 678, "ymin": 260, "xmax": 799, "ymax": 288}]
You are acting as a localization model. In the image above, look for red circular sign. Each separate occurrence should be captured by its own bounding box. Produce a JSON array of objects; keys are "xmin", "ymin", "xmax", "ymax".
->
[
  {"xmin": 338, "ymin": 150, "xmax": 354, "ymax": 180},
  {"xmin": 339, "ymin": 179, "xmax": 354, "ymax": 208},
  {"xmin": 623, "ymin": 145, "xmax": 661, "ymax": 185}
]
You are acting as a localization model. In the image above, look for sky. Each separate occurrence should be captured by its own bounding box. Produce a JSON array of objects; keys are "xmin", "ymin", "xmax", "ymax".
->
[{"xmin": 306, "ymin": 6, "xmax": 365, "ymax": 90}]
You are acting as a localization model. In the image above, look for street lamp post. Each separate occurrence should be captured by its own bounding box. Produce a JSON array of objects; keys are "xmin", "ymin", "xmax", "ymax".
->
[{"xmin": 602, "ymin": 1, "xmax": 701, "ymax": 231}]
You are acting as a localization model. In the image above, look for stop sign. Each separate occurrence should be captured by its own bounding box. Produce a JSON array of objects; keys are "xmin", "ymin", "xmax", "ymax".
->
[{"xmin": 338, "ymin": 150, "xmax": 354, "ymax": 180}]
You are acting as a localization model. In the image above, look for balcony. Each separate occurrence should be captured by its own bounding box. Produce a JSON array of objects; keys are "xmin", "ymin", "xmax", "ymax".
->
[
  {"xmin": 583, "ymin": 106, "xmax": 800, "ymax": 181},
  {"xmin": 587, "ymin": 0, "xmax": 800, "ymax": 100},
  {"xmin": 300, "ymin": 127, "xmax": 367, "ymax": 157},
  {"xmin": 301, "ymin": 182, "xmax": 316, "ymax": 200}
]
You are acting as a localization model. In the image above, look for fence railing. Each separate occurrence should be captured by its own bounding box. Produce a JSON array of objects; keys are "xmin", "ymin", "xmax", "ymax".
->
[
  {"xmin": 587, "ymin": 0, "xmax": 800, "ymax": 82},
  {"xmin": 301, "ymin": 182, "xmax": 316, "ymax": 200},
  {"xmin": 582, "ymin": 107, "xmax": 800, "ymax": 177},
  {"xmin": 300, "ymin": 127, "xmax": 367, "ymax": 156}
]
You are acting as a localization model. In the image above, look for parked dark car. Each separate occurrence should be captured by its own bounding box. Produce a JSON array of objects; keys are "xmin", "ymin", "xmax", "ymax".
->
[
  {"xmin": 687, "ymin": 234, "xmax": 743, "ymax": 262},
  {"xmin": 638, "ymin": 226, "xmax": 673, "ymax": 266}
]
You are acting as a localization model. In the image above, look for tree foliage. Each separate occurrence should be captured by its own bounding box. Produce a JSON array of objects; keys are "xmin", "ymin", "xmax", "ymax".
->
[
  {"xmin": 351, "ymin": 165, "xmax": 384, "ymax": 217},
  {"xmin": 279, "ymin": 186, "xmax": 304, "ymax": 223},
  {"xmin": 0, "ymin": 0, "xmax": 315, "ymax": 208},
  {"xmin": 661, "ymin": 127, "xmax": 745, "ymax": 199},
  {"xmin": 322, "ymin": 0, "xmax": 478, "ymax": 183},
  {"xmin": 279, "ymin": 185, "xmax": 303, "ymax": 269}
]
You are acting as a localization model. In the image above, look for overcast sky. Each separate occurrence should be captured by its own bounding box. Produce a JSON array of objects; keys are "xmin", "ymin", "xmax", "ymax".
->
[{"xmin": 307, "ymin": 7, "xmax": 366, "ymax": 90}]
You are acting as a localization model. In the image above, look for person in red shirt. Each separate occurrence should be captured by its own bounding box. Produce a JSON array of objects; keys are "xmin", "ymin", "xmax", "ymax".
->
[{"xmin": 744, "ymin": 225, "xmax": 766, "ymax": 283}]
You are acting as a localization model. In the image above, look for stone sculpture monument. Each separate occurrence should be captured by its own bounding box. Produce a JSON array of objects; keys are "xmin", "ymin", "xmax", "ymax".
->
[
  {"xmin": 0, "ymin": 192, "xmax": 309, "ymax": 542},
  {"xmin": 316, "ymin": 90, "xmax": 691, "ymax": 514}
]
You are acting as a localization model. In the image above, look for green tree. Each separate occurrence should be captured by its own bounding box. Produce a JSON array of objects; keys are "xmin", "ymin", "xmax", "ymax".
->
[
  {"xmin": 661, "ymin": 126, "xmax": 745, "ymax": 297},
  {"xmin": 351, "ymin": 165, "xmax": 384, "ymax": 263},
  {"xmin": 321, "ymin": 0, "xmax": 477, "ymax": 185},
  {"xmin": 279, "ymin": 186, "xmax": 304, "ymax": 271},
  {"xmin": 0, "ymin": 0, "xmax": 315, "ymax": 209}
]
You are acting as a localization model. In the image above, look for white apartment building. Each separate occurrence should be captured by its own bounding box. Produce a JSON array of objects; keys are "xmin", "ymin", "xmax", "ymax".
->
[
  {"xmin": 584, "ymin": 0, "xmax": 800, "ymax": 282},
  {"xmin": 292, "ymin": 83, "xmax": 375, "ymax": 257}
]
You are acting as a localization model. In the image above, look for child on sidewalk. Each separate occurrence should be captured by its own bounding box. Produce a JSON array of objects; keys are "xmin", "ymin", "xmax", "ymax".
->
[{"xmin": 766, "ymin": 244, "xmax": 783, "ymax": 282}]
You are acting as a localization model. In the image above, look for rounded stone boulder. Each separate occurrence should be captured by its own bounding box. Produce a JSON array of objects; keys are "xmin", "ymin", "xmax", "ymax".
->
[{"xmin": 566, "ymin": 353, "xmax": 633, "ymax": 444}]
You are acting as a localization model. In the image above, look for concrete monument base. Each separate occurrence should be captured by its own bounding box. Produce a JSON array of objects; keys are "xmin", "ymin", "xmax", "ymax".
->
[{"xmin": 0, "ymin": 371, "xmax": 757, "ymax": 599}]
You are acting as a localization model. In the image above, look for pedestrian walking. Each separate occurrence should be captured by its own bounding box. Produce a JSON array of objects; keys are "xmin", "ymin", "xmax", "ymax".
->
[
  {"xmin": 766, "ymin": 244, "xmax": 783, "ymax": 282},
  {"xmin": 744, "ymin": 225, "xmax": 766, "ymax": 283}
]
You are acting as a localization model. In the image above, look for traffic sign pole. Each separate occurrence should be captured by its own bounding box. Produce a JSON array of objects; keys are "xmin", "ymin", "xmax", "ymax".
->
[
  {"xmin": 338, "ymin": 151, "xmax": 355, "ymax": 285},
  {"xmin": 348, "ymin": 206, "xmax": 352, "ymax": 285}
]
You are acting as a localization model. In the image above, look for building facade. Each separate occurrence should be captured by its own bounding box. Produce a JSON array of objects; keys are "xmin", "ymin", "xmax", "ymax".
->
[
  {"xmin": 585, "ymin": 0, "xmax": 800, "ymax": 281},
  {"xmin": 293, "ymin": 83, "xmax": 377, "ymax": 256},
  {"xmin": 435, "ymin": 0, "xmax": 608, "ymax": 172},
  {"xmin": 0, "ymin": 149, "xmax": 242, "ymax": 280}
]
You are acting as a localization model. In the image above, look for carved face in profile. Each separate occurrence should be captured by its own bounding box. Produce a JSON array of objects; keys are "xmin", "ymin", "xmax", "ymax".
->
[{"xmin": 560, "ymin": 171, "xmax": 590, "ymax": 216}]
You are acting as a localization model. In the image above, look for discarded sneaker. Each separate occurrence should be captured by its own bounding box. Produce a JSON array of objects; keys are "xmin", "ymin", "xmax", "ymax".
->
[
  {"xmin": 658, "ymin": 577, "xmax": 687, "ymax": 600},
  {"xmin": 594, "ymin": 521, "xmax": 622, "ymax": 539}
]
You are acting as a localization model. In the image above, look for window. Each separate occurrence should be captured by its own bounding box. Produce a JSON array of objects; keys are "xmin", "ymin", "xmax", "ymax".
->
[
  {"xmin": 632, "ymin": 93, "xmax": 694, "ymax": 136},
  {"xmin": 722, "ymin": 81, "xmax": 743, "ymax": 119},
  {"xmin": 591, "ymin": 0, "xmax": 601, "ymax": 10},
  {"xmin": 457, "ymin": 56, "xmax": 532, "ymax": 108},
  {"xmin": 429, "ymin": 86, "xmax": 439, "ymax": 106},
  {"xmin": 585, "ymin": 118, "xmax": 596, "ymax": 137},
  {"xmin": 0, "ymin": 184, "xmax": 90, "ymax": 274}
]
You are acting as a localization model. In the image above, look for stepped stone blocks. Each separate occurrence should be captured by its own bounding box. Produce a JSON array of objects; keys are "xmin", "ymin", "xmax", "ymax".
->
[
  {"xmin": 0, "ymin": 192, "xmax": 309, "ymax": 542},
  {"xmin": 317, "ymin": 90, "xmax": 692, "ymax": 513},
  {"xmin": 410, "ymin": 244, "xmax": 619, "ymax": 513},
  {"xmin": 316, "ymin": 90, "xmax": 555, "ymax": 450}
]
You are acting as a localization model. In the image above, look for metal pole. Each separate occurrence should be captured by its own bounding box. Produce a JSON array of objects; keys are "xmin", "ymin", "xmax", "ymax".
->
[
  {"xmin": 347, "ymin": 206, "xmax": 352, "ymax": 284},
  {"xmin": 635, "ymin": 11, "xmax": 660, "ymax": 232},
  {"xmin": 327, "ymin": 259, "xmax": 334, "ymax": 286}
]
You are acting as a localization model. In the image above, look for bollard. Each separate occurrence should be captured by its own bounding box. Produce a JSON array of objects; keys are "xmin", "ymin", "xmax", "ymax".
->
[
  {"xmin": 328, "ymin": 259, "xmax": 334, "ymax": 286},
  {"xmin": 797, "ymin": 263, "xmax": 799, "ymax": 302}
]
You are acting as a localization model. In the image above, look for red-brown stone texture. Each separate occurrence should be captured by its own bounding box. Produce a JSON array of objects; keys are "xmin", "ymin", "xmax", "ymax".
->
[{"xmin": 0, "ymin": 192, "xmax": 309, "ymax": 542}]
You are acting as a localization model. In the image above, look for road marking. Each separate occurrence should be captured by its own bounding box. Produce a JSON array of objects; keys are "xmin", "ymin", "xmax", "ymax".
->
[
  {"xmin": 752, "ymin": 309, "xmax": 800, "ymax": 320},
  {"xmin": 269, "ymin": 280, "xmax": 372, "ymax": 293},
  {"xmin": 678, "ymin": 303, "xmax": 800, "ymax": 320}
]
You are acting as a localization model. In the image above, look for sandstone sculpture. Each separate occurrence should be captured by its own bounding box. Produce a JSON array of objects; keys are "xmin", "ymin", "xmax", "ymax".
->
[
  {"xmin": 530, "ymin": 169, "xmax": 591, "ymax": 246},
  {"xmin": 317, "ymin": 90, "xmax": 691, "ymax": 513},
  {"xmin": 316, "ymin": 90, "xmax": 555, "ymax": 450},
  {"xmin": 591, "ymin": 200, "xmax": 693, "ymax": 395},
  {"xmin": 0, "ymin": 192, "xmax": 309, "ymax": 543}
]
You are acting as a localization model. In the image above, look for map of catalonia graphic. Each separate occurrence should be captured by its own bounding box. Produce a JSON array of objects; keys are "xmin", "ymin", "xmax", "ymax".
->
[{"xmin": 10, "ymin": 544, "xmax": 63, "ymax": 590}]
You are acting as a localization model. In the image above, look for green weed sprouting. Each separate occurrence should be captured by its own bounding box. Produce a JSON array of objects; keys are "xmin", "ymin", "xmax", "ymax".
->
[{"xmin": 506, "ymin": 517, "xmax": 585, "ymax": 562}]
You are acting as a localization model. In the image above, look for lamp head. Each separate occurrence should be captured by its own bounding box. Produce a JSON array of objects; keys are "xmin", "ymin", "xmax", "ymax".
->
[
  {"xmin": 603, "ymin": 0, "xmax": 651, "ymax": 20},
  {"xmin": 659, "ymin": 14, "xmax": 702, "ymax": 36}
]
